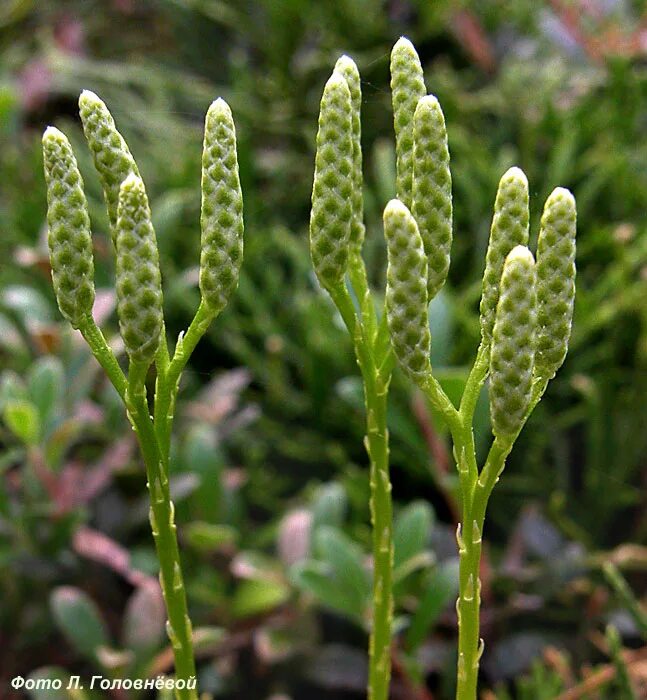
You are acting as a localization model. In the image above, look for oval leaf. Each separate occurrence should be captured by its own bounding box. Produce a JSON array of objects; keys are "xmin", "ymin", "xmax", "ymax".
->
[{"xmin": 50, "ymin": 586, "xmax": 110, "ymax": 661}]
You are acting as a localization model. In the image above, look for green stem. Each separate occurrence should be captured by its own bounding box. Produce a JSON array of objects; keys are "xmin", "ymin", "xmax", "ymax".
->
[
  {"xmin": 417, "ymin": 359, "xmax": 488, "ymax": 699},
  {"xmin": 154, "ymin": 301, "xmax": 214, "ymax": 470},
  {"xmin": 78, "ymin": 317, "xmax": 127, "ymax": 401},
  {"xmin": 328, "ymin": 279, "xmax": 394, "ymax": 700},
  {"xmin": 126, "ymin": 360, "xmax": 197, "ymax": 699},
  {"xmin": 455, "ymin": 506, "xmax": 482, "ymax": 700},
  {"xmin": 453, "ymin": 367, "xmax": 555, "ymax": 699},
  {"xmin": 348, "ymin": 252, "xmax": 377, "ymax": 344},
  {"xmin": 452, "ymin": 337, "xmax": 547, "ymax": 699},
  {"xmin": 79, "ymin": 319, "xmax": 199, "ymax": 691},
  {"xmin": 459, "ymin": 342, "xmax": 489, "ymax": 423},
  {"xmin": 455, "ymin": 435, "xmax": 512, "ymax": 700},
  {"xmin": 364, "ymin": 364, "xmax": 392, "ymax": 700}
]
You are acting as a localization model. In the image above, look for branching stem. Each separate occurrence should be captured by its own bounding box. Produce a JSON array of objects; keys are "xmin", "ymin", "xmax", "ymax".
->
[
  {"xmin": 123, "ymin": 358, "xmax": 198, "ymax": 699},
  {"xmin": 85, "ymin": 303, "xmax": 216, "ymax": 699},
  {"xmin": 329, "ymin": 277, "xmax": 394, "ymax": 700}
]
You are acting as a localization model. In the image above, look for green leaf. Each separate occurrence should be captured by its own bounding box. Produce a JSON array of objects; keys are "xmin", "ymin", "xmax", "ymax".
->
[
  {"xmin": 231, "ymin": 550, "xmax": 284, "ymax": 581},
  {"xmin": 122, "ymin": 583, "xmax": 165, "ymax": 654},
  {"xmin": 314, "ymin": 526, "xmax": 370, "ymax": 611},
  {"xmin": 193, "ymin": 626, "xmax": 226, "ymax": 652},
  {"xmin": 182, "ymin": 425, "xmax": 224, "ymax": 521},
  {"xmin": 405, "ymin": 558, "xmax": 459, "ymax": 652},
  {"xmin": 185, "ymin": 522, "xmax": 238, "ymax": 552},
  {"xmin": 95, "ymin": 646, "xmax": 133, "ymax": 671},
  {"xmin": 393, "ymin": 551, "xmax": 435, "ymax": 589},
  {"xmin": 393, "ymin": 501, "xmax": 434, "ymax": 572},
  {"xmin": 27, "ymin": 356, "xmax": 64, "ymax": 428},
  {"xmin": 290, "ymin": 561, "xmax": 364, "ymax": 624},
  {"xmin": 50, "ymin": 586, "xmax": 110, "ymax": 662},
  {"xmin": 3, "ymin": 399, "xmax": 40, "ymax": 445},
  {"xmin": 0, "ymin": 370, "xmax": 27, "ymax": 410},
  {"xmin": 231, "ymin": 578, "xmax": 290, "ymax": 618},
  {"xmin": 311, "ymin": 482, "xmax": 347, "ymax": 536},
  {"xmin": 2, "ymin": 285, "xmax": 52, "ymax": 324}
]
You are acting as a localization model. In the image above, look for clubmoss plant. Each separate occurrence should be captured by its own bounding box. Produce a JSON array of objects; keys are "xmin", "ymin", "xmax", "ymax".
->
[
  {"xmin": 385, "ymin": 44, "xmax": 576, "ymax": 700},
  {"xmin": 309, "ymin": 53, "xmax": 396, "ymax": 700},
  {"xmin": 311, "ymin": 38, "xmax": 576, "ymax": 700},
  {"xmin": 43, "ymin": 92, "xmax": 244, "ymax": 698}
]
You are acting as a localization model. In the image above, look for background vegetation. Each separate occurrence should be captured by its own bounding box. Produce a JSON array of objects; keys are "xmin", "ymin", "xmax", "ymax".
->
[{"xmin": 1, "ymin": 1, "xmax": 646, "ymax": 698}]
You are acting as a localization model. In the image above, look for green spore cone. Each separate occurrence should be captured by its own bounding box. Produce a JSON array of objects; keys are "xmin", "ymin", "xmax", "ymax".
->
[
  {"xmin": 199, "ymin": 98, "xmax": 244, "ymax": 315},
  {"xmin": 79, "ymin": 89, "xmax": 140, "ymax": 242},
  {"xmin": 412, "ymin": 95, "xmax": 452, "ymax": 300},
  {"xmin": 489, "ymin": 245, "xmax": 537, "ymax": 438},
  {"xmin": 535, "ymin": 187, "xmax": 576, "ymax": 382},
  {"xmin": 384, "ymin": 198, "xmax": 431, "ymax": 379},
  {"xmin": 309, "ymin": 72, "xmax": 353, "ymax": 289},
  {"xmin": 390, "ymin": 37, "xmax": 426, "ymax": 209},
  {"xmin": 480, "ymin": 166, "xmax": 530, "ymax": 345},
  {"xmin": 115, "ymin": 174, "xmax": 163, "ymax": 364},
  {"xmin": 334, "ymin": 55, "xmax": 365, "ymax": 251},
  {"xmin": 42, "ymin": 126, "xmax": 95, "ymax": 328}
]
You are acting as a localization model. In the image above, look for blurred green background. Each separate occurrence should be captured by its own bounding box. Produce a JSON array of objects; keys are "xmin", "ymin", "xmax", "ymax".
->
[{"xmin": 1, "ymin": 1, "xmax": 646, "ymax": 698}]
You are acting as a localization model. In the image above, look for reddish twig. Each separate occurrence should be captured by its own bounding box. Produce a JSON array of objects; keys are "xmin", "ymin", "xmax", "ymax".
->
[{"xmin": 450, "ymin": 9, "xmax": 497, "ymax": 73}]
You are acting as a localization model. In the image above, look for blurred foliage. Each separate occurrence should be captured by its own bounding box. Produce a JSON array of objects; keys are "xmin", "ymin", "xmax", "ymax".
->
[{"xmin": 1, "ymin": 0, "xmax": 646, "ymax": 698}]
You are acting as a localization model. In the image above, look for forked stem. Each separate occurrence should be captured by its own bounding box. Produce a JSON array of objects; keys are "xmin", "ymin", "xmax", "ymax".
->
[
  {"xmin": 329, "ymin": 281, "xmax": 394, "ymax": 700},
  {"xmin": 154, "ymin": 300, "xmax": 214, "ymax": 469}
]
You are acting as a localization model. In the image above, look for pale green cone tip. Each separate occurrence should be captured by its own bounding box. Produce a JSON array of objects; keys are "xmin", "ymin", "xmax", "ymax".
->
[
  {"xmin": 334, "ymin": 55, "xmax": 364, "ymax": 251},
  {"xmin": 79, "ymin": 89, "xmax": 140, "ymax": 242},
  {"xmin": 115, "ymin": 173, "xmax": 163, "ymax": 364},
  {"xmin": 480, "ymin": 166, "xmax": 530, "ymax": 345},
  {"xmin": 309, "ymin": 72, "xmax": 354, "ymax": 289},
  {"xmin": 42, "ymin": 126, "xmax": 95, "ymax": 329},
  {"xmin": 199, "ymin": 97, "xmax": 244, "ymax": 316},
  {"xmin": 535, "ymin": 186, "xmax": 576, "ymax": 382},
  {"xmin": 412, "ymin": 94, "xmax": 452, "ymax": 300},
  {"xmin": 384, "ymin": 198, "xmax": 431, "ymax": 379},
  {"xmin": 391, "ymin": 36, "xmax": 426, "ymax": 209},
  {"xmin": 489, "ymin": 244, "xmax": 537, "ymax": 438}
]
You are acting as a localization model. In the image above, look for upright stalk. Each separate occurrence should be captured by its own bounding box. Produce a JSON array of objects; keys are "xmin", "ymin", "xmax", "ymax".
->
[
  {"xmin": 362, "ymin": 347, "xmax": 392, "ymax": 700},
  {"xmin": 454, "ymin": 459, "xmax": 483, "ymax": 700},
  {"xmin": 455, "ymin": 510, "xmax": 482, "ymax": 700},
  {"xmin": 127, "ymin": 366, "xmax": 197, "ymax": 698},
  {"xmin": 309, "ymin": 59, "xmax": 400, "ymax": 699},
  {"xmin": 455, "ymin": 436, "xmax": 511, "ymax": 699},
  {"xmin": 330, "ymin": 281, "xmax": 395, "ymax": 700}
]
